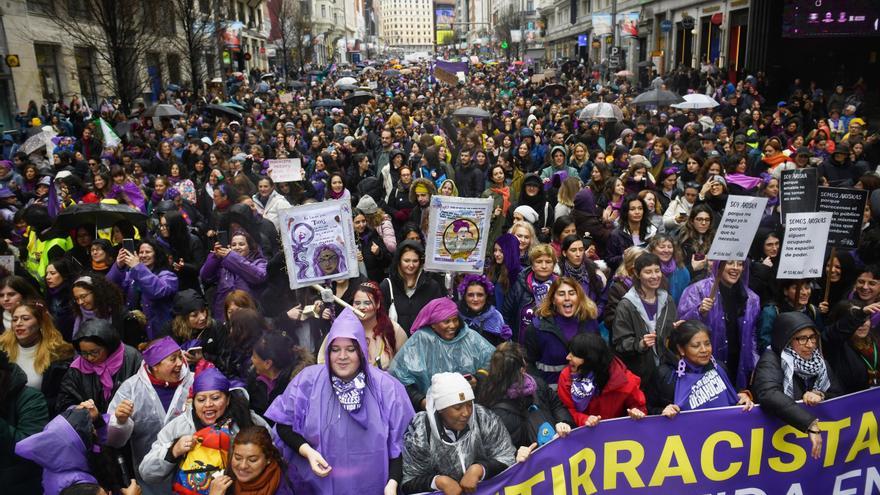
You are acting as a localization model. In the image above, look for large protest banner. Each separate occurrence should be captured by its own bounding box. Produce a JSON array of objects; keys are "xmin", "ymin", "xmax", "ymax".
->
[
  {"xmin": 708, "ymin": 195, "xmax": 769, "ymax": 260},
  {"xmin": 779, "ymin": 168, "xmax": 818, "ymax": 222},
  {"xmin": 424, "ymin": 196, "xmax": 494, "ymax": 273},
  {"xmin": 278, "ymin": 200, "xmax": 358, "ymax": 288},
  {"xmin": 431, "ymin": 388, "xmax": 880, "ymax": 495},
  {"xmin": 777, "ymin": 212, "xmax": 832, "ymax": 279},
  {"xmin": 818, "ymin": 187, "xmax": 869, "ymax": 249}
]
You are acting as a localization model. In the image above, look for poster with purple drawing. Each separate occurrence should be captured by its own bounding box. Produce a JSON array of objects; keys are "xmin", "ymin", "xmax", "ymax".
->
[
  {"xmin": 425, "ymin": 196, "xmax": 493, "ymax": 274},
  {"xmin": 279, "ymin": 200, "xmax": 358, "ymax": 289}
]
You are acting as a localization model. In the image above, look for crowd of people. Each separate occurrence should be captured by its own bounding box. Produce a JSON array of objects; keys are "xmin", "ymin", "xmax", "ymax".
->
[{"xmin": 0, "ymin": 60, "xmax": 878, "ymax": 495}]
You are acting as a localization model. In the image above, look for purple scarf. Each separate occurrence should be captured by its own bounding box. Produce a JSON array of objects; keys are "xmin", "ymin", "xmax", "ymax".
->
[
  {"xmin": 527, "ymin": 271, "xmax": 554, "ymax": 305},
  {"xmin": 331, "ymin": 370, "xmax": 369, "ymax": 429},
  {"xmin": 660, "ymin": 258, "xmax": 677, "ymax": 276},
  {"xmin": 554, "ymin": 315, "xmax": 582, "ymax": 341},
  {"xmin": 506, "ymin": 373, "xmax": 537, "ymax": 399},
  {"xmin": 71, "ymin": 309, "xmax": 98, "ymax": 339},
  {"xmin": 569, "ymin": 371, "xmax": 596, "ymax": 412},
  {"xmin": 70, "ymin": 344, "xmax": 125, "ymax": 400},
  {"xmin": 673, "ymin": 361, "xmax": 738, "ymax": 411}
]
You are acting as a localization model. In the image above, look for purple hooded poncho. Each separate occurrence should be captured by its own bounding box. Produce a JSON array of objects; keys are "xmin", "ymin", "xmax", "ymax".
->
[
  {"xmin": 15, "ymin": 411, "xmax": 98, "ymax": 495},
  {"xmin": 677, "ymin": 261, "xmax": 761, "ymax": 389},
  {"xmin": 265, "ymin": 309, "xmax": 415, "ymax": 495}
]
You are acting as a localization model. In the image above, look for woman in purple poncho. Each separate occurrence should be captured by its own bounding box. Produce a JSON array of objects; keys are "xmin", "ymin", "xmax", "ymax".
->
[{"xmin": 265, "ymin": 308, "xmax": 415, "ymax": 495}]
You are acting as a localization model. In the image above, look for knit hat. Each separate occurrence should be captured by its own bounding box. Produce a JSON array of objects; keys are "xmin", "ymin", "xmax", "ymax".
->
[
  {"xmin": 514, "ymin": 205, "xmax": 539, "ymax": 224},
  {"xmin": 430, "ymin": 372, "xmax": 474, "ymax": 411},
  {"xmin": 356, "ymin": 194, "xmax": 379, "ymax": 215}
]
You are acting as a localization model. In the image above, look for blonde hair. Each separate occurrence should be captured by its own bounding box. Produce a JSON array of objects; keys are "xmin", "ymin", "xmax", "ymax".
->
[
  {"xmin": 557, "ymin": 177, "xmax": 581, "ymax": 207},
  {"xmin": 535, "ymin": 277, "xmax": 598, "ymax": 320},
  {"xmin": 528, "ymin": 243, "xmax": 557, "ymax": 264},
  {"xmin": 613, "ymin": 246, "xmax": 646, "ymax": 278},
  {"xmin": 365, "ymin": 210, "xmax": 387, "ymax": 229},
  {"xmin": 0, "ymin": 300, "xmax": 74, "ymax": 375},
  {"xmin": 509, "ymin": 221, "xmax": 536, "ymax": 251}
]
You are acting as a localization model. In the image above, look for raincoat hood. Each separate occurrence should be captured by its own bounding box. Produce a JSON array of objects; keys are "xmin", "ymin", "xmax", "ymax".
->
[
  {"xmin": 323, "ymin": 308, "xmax": 369, "ymax": 369},
  {"xmin": 574, "ymin": 188, "xmax": 598, "ymax": 215},
  {"xmin": 771, "ymin": 311, "xmax": 818, "ymax": 354},
  {"xmin": 390, "ymin": 239, "xmax": 425, "ymax": 281},
  {"xmin": 15, "ymin": 411, "xmax": 98, "ymax": 495},
  {"xmin": 73, "ymin": 318, "xmax": 121, "ymax": 352}
]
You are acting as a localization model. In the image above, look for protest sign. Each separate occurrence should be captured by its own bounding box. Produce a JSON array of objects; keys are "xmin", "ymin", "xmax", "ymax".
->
[
  {"xmin": 279, "ymin": 92, "xmax": 294, "ymax": 103},
  {"xmin": 707, "ymin": 195, "xmax": 768, "ymax": 261},
  {"xmin": 424, "ymin": 196, "xmax": 494, "ymax": 274},
  {"xmin": 278, "ymin": 200, "xmax": 358, "ymax": 289},
  {"xmin": 435, "ymin": 388, "xmax": 880, "ymax": 495},
  {"xmin": 267, "ymin": 158, "xmax": 303, "ymax": 183},
  {"xmin": 780, "ymin": 168, "xmax": 818, "ymax": 221},
  {"xmin": 777, "ymin": 212, "xmax": 832, "ymax": 279},
  {"xmin": 817, "ymin": 187, "xmax": 869, "ymax": 249}
]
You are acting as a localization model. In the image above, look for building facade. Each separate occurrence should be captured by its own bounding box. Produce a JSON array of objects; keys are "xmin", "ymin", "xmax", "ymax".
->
[{"xmin": 378, "ymin": 0, "xmax": 435, "ymax": 52}]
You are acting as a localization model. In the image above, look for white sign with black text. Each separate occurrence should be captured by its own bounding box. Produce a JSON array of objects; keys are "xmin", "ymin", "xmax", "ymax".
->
[{"xmin": 777, "ymin": 212, "xmax": 832, "ymax": 279}]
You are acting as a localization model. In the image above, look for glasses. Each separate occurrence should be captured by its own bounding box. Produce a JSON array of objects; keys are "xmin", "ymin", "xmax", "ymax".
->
[
  {"xmin": 79, "ymin": 348, "xmax": 104, "ymax": 358},
  {"xmin": 793, "ymin": 334, "xmax": 819, "ymax": 346},
  {"xmin": 318, "ymin": 254, "xmax": 339, "ymax": 263},
  {"xmin": 694, "ymin": 217, "xmax": 711, "ymax": 223},
  {"xmin": 74, "ymin": 292, "xmax": 93, "ymax": 303}
]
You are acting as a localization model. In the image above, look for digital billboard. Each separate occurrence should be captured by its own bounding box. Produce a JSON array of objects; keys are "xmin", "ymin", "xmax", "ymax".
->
[{"xmin": 782, "ymin": 0, "xmax": 880, "ymax": 37}]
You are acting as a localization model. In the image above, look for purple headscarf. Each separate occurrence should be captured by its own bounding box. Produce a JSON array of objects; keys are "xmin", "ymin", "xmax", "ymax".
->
[
  {"xmin": 142, "ymin": 336, "xmax": 180, "ymax": 367},
  {"xmin": 409, "ymin": 297, "xmax": 458, "ymax": 335},
  {"xmin": 574, "ymin": 188, "xmax": 598, "ymax": 215},
  {"xmin": 193, "ymin": 367, "xmax": 231, "ymax": 394},
  {"xmin": 495, "ymin": 233, "xmax": 522, "ymax": 281}
]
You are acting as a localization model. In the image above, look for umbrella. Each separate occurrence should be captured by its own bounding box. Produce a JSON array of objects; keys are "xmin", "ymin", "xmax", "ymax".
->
[
  {"xmin": 221, "ymin": 102, "xmax": 246, "ymax": 112},
  {"xmin": 142, "ymin": 104, "xmax": 184, "ymax": 118},
  {"xmin": 312, "ymin": 99, "xmax": 344, "ymax": 108},
  {"xmin": 336, "ymin": 84, "xmax": 358, "ymax": 92},
  {"xmin": 671, "ymin": 93, "xmax": 720, "ymax": 110},
  {"xmin": 362, "ymin": 66, "xmax": 377, "ymax": 73},
  {"xmin": 261, "ymin": 73, "xmax": 276, "ymax": 80},
  {"xmin": 578, "ymin": 102, "xmax": 624, "ymax": 121},
  {"xmin": 632, "ymin": 88, "xmax": 685, "ymax": 107},
  {"xmin": 615, "ymin": 70, "xmax": 634, "ymax": 77},
  {"xmin": 542, "ymin": 83, "xmax": 567, "ymax": 96},
  {"xmin": 383, "ymin": 69, "xmax": 400, "ymax": 77},
  {"xmin": 452, "ymin": 106, "xmax": 491, "ymax": 119},
  {"xmin": 204, "ymin": 104, "xmax": 242, "ymax": 120},
  {"xmin": 473, "ymin": 72, "xmax": 486, "ymax": 78},
  {"xmin": 637, "ymin": 60, "xmax": 655, "ymax": 67},
  {"xmin": 289, "ymin": 80, "xmax": 307, "ymax": 89},
  {"xmin": 338, "ymin": 70, "xmax": 356, "ymax": 77},
  {"xmin": 344, "ymin": 91, "xmax": 374, "ymax": 106},
  {"xmin": 20, "ymin": 129, "xmax": 56, "ymax": 155},
  {"xmin": 335, "ymin": 77, "xmax": 357, "ymax": 87},
  {"xmin": 114, "ymin": 120, "xmax": 138, "ymax": 137},
  {"xmin": 52, "ymin": 203, "xmax": 148, "ymax": 233}
]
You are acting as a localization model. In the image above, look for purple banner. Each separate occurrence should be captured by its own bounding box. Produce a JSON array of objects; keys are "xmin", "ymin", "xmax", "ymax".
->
[{"xmin": 432, "ymin": 388, "xmax": 880, "ymax": 494}]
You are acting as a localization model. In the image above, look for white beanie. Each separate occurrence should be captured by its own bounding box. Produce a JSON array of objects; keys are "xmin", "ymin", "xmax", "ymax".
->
[
  {"xmin": 514, "ymin": 205, "xmax": 539, "ymax": 224},
  {"xmin": 430, "ymin": 372, "xmax": 474, "ymax": 411}
]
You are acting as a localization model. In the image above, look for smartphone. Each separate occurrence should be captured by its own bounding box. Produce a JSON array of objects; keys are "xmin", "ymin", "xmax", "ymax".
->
[
  {"xmin": 122, "ymin": 238, "xmax": 137, "ymax": 254},
  {"xmin": 217, "ymin": 230, "xmax": 229, "ymax": 247}
]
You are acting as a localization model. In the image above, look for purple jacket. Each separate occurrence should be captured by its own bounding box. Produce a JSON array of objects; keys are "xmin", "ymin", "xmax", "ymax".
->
[
  {"xmin": 108, "ymin": 263, "xmax": 178, "ymax": 339},
  {"xmin": 678, "ymin": 264, "xmax": 760, "ymax": 389},
  {"xmin": 265, "ymin": 309, "xmax": 414, "ymax": 495},
  {"xmin": 15, "ymin": 414, "xmax": 98, "ymax": 495},
  {"xmin": 524, "ymin": 316, "xmax": 598, "ymax": 386},
  {"xmin": 199, "ymin": 251, "xmax": 267, "ymax": 320}
]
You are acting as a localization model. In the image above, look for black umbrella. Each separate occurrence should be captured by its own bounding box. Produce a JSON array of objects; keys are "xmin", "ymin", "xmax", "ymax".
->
[
  {"xmin": 631, "ymin": 88, "xmax": 685, "ymax": 107},
  {"xmin": 312, "ymin": 99, "xmax": 344, "ymax": 108},
  {"xmin": 204, "ymin": 104, "xmax": 242, "ymax": 120},
  {"xmin": 53, "ymin": 203, "xmax": 148, "ymax": 233},
  {"xmin": 542, "ymin": 83, "xmax": 567, "ymax": 96},
  {"xmin": 637, "ymin": 60, "xmax": 656, "ymax": 67},
  {"xmin": 142, "ymin": 104, "xmax": 184, "ymax": 118},
  {"xmin": 344, "ymin": 91, "xmax": 374, "ymax": 106},
  {"xmin": 113, "ymin": 120, "xmax": 138, "ymax": 137},
  {"xmin": 452, "ymin": 106, "xmax": 491, "ymax": 119},
  {"xmin": 289, "ymin": 80, "xmax": 307, "ymax": 89}
]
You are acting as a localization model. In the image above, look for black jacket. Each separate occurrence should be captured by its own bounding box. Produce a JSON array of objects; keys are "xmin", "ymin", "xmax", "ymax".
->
[
  {"xmin": 56, "ymin": 319, "xmax": 142, "ymax": 413},
  {"xmin": 486, "ymin": 374, "xmax": 573, "ymax": 448},
  {"xmin": 380, "ymin": 241, "xmax": 444, "ymax": 333},
  {"xmin": 356, "ymin": 228, "xmax": 392, "ymax": 282},
  {"xmin": 753, "ymin": 312, "xmax": 843, "ymax": 432},
  {"xmin": 821, "ymin": 306, "xmax": 874, "ymax": 394},
  {"xmin": 455, "ymin": 163, "xmax": 485, "ymax": 198},
  {"xmin": 0, "ymin": 363, "xmax": 48, "ymax": 495}
]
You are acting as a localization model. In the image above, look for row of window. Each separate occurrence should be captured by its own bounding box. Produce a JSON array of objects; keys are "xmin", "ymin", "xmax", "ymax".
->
[{"xmin": 27, "ymin": 0, "xmax": 263, "ymax": 30}]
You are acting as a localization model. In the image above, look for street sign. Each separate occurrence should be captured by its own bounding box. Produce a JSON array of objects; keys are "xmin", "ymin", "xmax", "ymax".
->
[
  {"xmin": 608, "ymin": 46, "xmax": 621, "ymax": 56},
  {"xmin": 660, "ymin": 20, "xmax": 673, "ymax": 32},
  {"xmin": 501, "ymin": 40, "xmax": 509, "ymax": 49},
  {"xmin": 5, "ymin": 55, "xmax": 20, "ymax": 68},
  {"xmin": 609, "ymin": 55, "xmax": 621, "ymax": 67},
  {"xmin": 577, "ymin": 35, "xmax": 587, "ymax": 46},
  {"xmin": 682, "ymin": 16, "xmax": 695, "ymax": 30}
]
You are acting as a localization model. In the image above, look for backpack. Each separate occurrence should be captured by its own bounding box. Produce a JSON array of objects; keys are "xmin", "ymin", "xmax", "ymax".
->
[{"xmin": 493, "ymin": 399, "xmax": 556, "ymax": 447}]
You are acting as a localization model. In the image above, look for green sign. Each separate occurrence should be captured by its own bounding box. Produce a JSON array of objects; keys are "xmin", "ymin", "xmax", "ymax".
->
[{"xmin": 501, "ymin": 41, "xmax": 509, "ymax": 49}]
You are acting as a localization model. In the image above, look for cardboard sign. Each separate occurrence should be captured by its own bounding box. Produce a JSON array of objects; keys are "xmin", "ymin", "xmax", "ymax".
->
[
  {"xmin": 707, "ymin": 195, "xmax": 769, "ymax": 261},
  {"xmin": 424, "ymin": 196, "xmax": 494, "ymax": 274},
  {"xmin": 777, "ymin": 212, "xmax": 832, "ymax": 279},
  {"xmin": 267, "ymin": 158, "xmax": 303, "ymax": 183},
  {"xmin": 817, "ymin": 187, "xmax": 868, "ymax": 249},
  {"xmin": 278, "ymin": 201, "xmax": 359, "ymax": 289},
  {"xmin": 780, "ymin": 168, "xmax": 818, "ymax": 221}
]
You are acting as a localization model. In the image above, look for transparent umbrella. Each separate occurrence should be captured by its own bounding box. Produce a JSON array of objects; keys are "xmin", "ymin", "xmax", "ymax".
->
[
  {"xmin": 578, "ymin": 102, "xmax": 624, "ymax": 121},
  {"xmin": 671, "ymin": 93, "xmax": 720, "ymax": 110}
]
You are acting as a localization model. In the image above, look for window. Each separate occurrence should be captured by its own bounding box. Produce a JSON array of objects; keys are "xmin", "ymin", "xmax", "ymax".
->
[
  {"xmin": 27, "ymin": 0, "xmax": 54, "ymax": 14},
  {"xmin": 34, "ymin": 44, "xmax": 62, "ymax": 100},
  {"xmin": 321, "ymin": 4, "xmax": 326, "ymax": 17},
  {"xmin": 75, "ymin": 47, "xmax": 97, "ymax": 104},
  {"xmin": 167, "ymin": 53, "xmax": 182, "ymax": 85},
  {"xmin": 200, "ymin": 0, "xmax": 210, "ymax": 13},
  {"xmin": 67, "ymin": 0, "xmax": 88, "ymax": 18}
]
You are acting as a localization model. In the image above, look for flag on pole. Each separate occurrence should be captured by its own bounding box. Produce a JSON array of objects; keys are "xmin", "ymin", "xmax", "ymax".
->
[{"xmin": 94, "ymin": 117, "xmax": 121, "ymax": 148}]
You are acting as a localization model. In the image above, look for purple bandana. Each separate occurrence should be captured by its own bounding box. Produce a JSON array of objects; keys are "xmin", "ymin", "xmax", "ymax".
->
[
  {"xmin": 142, "ymin": 337, "xmax": 181, "ymax": 367},
  {"xmin": 331, "ymin": 371, "xmax": 368, "ymax": 428},
  {"xmin": 193, "ymin": 367, "xmax": 230, "ymax": 394},
  {"xmin": 570, "ymin": 371, "xmax": 596, "ymax": 412}
]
